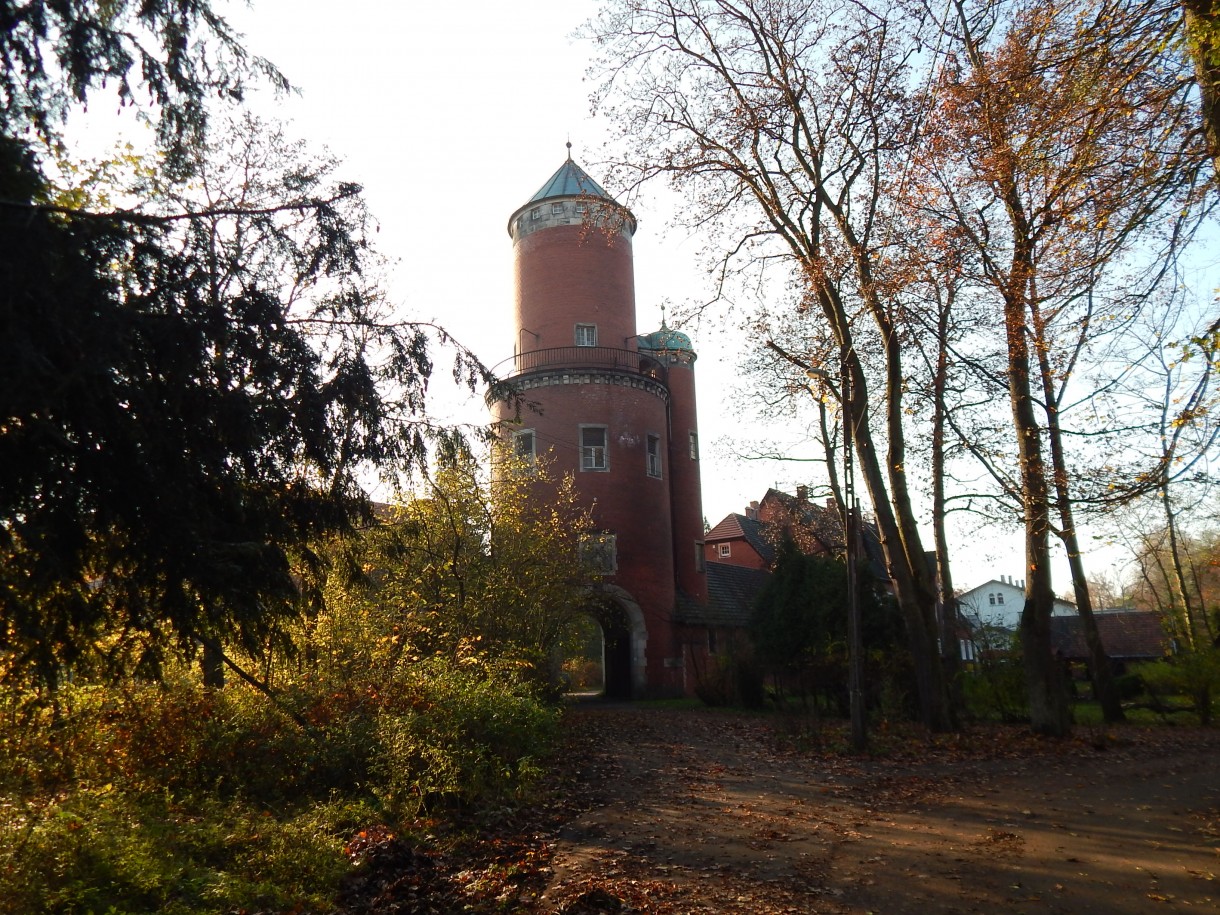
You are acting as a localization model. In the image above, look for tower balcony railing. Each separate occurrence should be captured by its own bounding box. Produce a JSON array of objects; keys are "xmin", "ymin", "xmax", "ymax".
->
[{"xmin": 493, "ymin": 345, "xmax": 655, "ymax": 378}]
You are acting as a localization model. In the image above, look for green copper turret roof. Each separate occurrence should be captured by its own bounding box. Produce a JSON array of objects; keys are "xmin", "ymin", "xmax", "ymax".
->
[
  {"xmin": 509, "ymin": 147, "xmax": 637, "ymax": 238},
  {"xmin": 526, "ymin": 157, "xmax": 614, "ymax": 204},
  {"xmin": 639, "ymin": 319, "xmax": 694, "ymax": 354}
]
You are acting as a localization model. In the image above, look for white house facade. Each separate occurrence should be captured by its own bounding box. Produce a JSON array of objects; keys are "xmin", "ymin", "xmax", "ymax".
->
[{"xmin": 958, "ymin": 575, "xmax": 1076, "ymax": 631}]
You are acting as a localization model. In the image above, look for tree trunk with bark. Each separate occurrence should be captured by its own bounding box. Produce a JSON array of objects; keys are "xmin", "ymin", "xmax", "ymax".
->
[
  {"xmin": 930, "ymin": 292, "xmax": 964, "ymax": 723},
  {"xmin": 1183, "ymin": 0, "xmax": 1220, "ymax": 176},
  {"xmin": 1029, "ymin": 308, "xmax": 1125, "ymax": 722},
  {"xmin": 1004, "ymin": 282, "xmax": 1071, "ymax": 736}
]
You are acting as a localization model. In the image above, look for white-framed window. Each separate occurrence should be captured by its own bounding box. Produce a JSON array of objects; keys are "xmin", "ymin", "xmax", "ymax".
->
[
  {"xmin": 580, "ymin": 425, "xmax": 608, "ymax": 471},
  {"xmin": 997, "ymin": 593, "xmax": 1005, "ymax": 604},
  {"xmin": 689, "ymin": 431, "xmax": 699, "ymax": 460},
  {"xmin": 718, "ymin": 543, "xmax": 732, "ymax": 558},
  {"xmin": 530, "ymin": 206, "xmax": 541, "ymax": 220},
  {"xmin": 513, "ymin": 428, "xmax": 536, "ymax": 462},
  {"xmin": 695, "ymin": 541, "xmax": 706, "ymax": 572},
  {"xmin": 575, "ymin": 201, "xmax": 588, "ymax": 215},
  {"xmin": 988, "ymin": 593, "xmax": 996, "ymax": 605},
  {"xmin": 552, "ymin": 202, "xmax": 564, "ymax": 215},
  {"xmin": 580, "ymin": 532, "xmax": 618, "ymax": 575},
  {"xmin": 575, "ymin": 323, "xmax": 598, "ymax": 347},
  {"xmin": 646, "ymin": 433, "xmax": 662, "ymax": 478}
]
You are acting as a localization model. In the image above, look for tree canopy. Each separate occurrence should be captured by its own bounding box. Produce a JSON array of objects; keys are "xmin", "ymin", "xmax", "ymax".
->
[
  {"xmin": 320, "ymin": 452, "xmax": 602, "ymax": 689},
  {"xmin": 0, "ymin": 2, "xmax": 495, "ymax": 682},
  {"xmin": 587, "ymin": 0, "xmax": 1215, "ymax": 734}
]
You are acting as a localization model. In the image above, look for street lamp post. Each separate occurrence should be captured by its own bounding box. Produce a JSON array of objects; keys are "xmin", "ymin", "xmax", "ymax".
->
[{"xmin": 807, "ymin": 362, "xmax": 867, "ymax": 751}]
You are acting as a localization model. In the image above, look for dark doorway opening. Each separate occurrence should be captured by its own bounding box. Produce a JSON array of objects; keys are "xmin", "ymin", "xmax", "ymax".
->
[
  {"xmin": 558, "ymin": 598, "xmax": 636, "ymax": 700},
  {"xmin": 602, "ymin": 613, "xmax": 633, "ymax": 700}
]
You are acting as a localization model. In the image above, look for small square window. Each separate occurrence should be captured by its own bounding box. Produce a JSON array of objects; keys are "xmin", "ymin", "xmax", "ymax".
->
[
  {"xmin": 552, "ymin": 202, "xmax": 564, "ymax": 215},
  {"xmin": 575, "ymin": 323, "xmax": 598, "ymax": 347},
  {"xmin": 646, "ymin": 434, "xmax": 662, "ymax": 478},
  {"xmin": 718, "ymin": 543, "xmax": 731, "ymax": 558},
  {"xmin": 689, "ymin": 431, "xmax": 699, "ymax": 461},
  {"xmin": 581, "ymin": 425, "xmax": 608, "ymax": 471},
  {"xmin": 530, "ymin": 206, "xmax": 541, "ymax": 220},
  {"xmin": 513, "ymin": 429, "xmax": 535, "ymax": 462},
  {"xmin": 575, "ymin": 201, "xmax": 587, "ymax": 215}
]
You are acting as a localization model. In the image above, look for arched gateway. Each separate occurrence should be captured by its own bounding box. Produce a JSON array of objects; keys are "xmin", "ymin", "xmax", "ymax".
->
[
  {"xmin": 586, "ymin": 585, "xmax": 648, "ymax": 699},
  {"xmin": 490, "ymin": 151, "xmax": 710, "ymax": 697}
]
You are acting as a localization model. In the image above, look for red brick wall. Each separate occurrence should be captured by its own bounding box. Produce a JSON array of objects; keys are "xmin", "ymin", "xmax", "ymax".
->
[
  {"xmin": 704, "ymin": 538, "xmax": 768, "ymax": 570},
  {"xmin": 666, "ymin": 359, "xmax": 707, "ymax": 602},
  {"xmin": 494, "ymin": 377, "xmax": 679, "ymax": 691},
  {"xmin": 513, "ymin": 225, "xmax": 638, "ymax": 353},
  {"xmin": 494, "ymin": 203, "xmax": 708, "ymax": 698}
]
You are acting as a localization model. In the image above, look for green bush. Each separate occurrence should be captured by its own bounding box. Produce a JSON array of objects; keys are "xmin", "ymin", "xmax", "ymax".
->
[
  {"xmin": 0, "ymin": 788, "xmax": 359, "ymax": 915},
  {"xmin": 1114, "ymin": 672, "xmax": 1146, "ymax": 702},
  {"xmin": 962, "ymin": 657, "xmax": 1029, "ymax": 723},
  {"xmin": 692, "ymin": 652, "xmax": 766, "ymax": 709},
  {"xmin": 0, "ymin": 649, "xmax": 558, "ymax": 913},
  {"xmin": 0, "ymin": 674, "xmax": 374, "ymax": 806},
  {"xmin": 735, "ymin": 656, "xmax": 768, "ymax": 709},
  {"xmin": 693, "ymin": 654, "xmax": 734, "ymax": 706},
  {"xmin": 1135, "ymin": 649, "xmax": 1220, "ymax": 723},
  {"xmin": 373, "ymin": 658, "xmax": 557, "ymax": 817},
  {"xmin": 873, "ymin": 649, "xmax": 918, "ymax": 721}
]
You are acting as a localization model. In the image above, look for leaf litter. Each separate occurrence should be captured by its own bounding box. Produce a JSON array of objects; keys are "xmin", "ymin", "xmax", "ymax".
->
[{"xmin": 336, "ymin": 706, "xmax": 1220, "ymax": 914}]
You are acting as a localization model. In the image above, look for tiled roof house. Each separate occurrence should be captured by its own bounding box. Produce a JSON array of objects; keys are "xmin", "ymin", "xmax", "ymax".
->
[{"xmin": 1050, "ymin": 610, "xmax": 1171, "ymax": 662}]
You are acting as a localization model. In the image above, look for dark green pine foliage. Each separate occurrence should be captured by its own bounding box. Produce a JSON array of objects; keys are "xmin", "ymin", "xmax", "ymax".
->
[
  {"xmin": 0, "ymin": 0, "xmax": 288, "ymax": 169},
  {"xmin": 0, "ymin": 2, "xmax": 495, "ymax": 682},
  {"xmin": 751, "ymin": 538, "xmax": 903, "ymax": 706},
  {"xmin": 4, "ymin": 138, "xmax": 326, "ymax": 679}
]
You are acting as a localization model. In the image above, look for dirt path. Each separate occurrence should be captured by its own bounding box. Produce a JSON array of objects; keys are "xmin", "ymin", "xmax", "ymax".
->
[{"xmin": 539, "ymin": 706, "xmax": 1220, "ymax": 914}]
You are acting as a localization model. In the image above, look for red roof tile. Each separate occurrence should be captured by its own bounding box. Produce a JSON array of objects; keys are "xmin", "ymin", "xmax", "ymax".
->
[{"xmin": 1050, "ymin": 611, "xmax": 1170, "ymax": 660}]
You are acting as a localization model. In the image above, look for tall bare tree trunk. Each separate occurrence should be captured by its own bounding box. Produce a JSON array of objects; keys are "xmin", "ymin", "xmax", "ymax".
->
[
  {"xmin": 1029, "ymin": 307, "xmax": 1124, "ymax": 722},
  {"xmin": 930, "ymin": 294, "xmax": 964, "ymax": 724},
  {"xmin": 950, "ymin": 0, "xmax": 1070, "ymax": 736},
  {"xmin": 1005, "ymin": 286, "xmax": 1071, "ymax": 736},
  {"xmin": 1183, "ymin": 0, "xmax": 1220, "ymax": 176},
  {"xmin": 835, "ymin": 215, "xmax": 954, "ymax": 733},
  {"xmin": 843, "ymin": 345, "xmax": 952, "ymax": 732},
  {"xmin": 1059, "ymin": 533, "xmax": 1124, "ymax": 719},
  {"xmin": 1160, "ymin": 481, "xmax": 1200, "ymax": 649},
  {"xmin": 770, "ymin": 332, "xmax": 953, "ymax": 732}
]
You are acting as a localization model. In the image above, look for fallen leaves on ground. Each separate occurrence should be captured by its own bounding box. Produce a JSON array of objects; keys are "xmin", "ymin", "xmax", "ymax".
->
[{"xmin": 335, "ymin": 706, "xmax": 1220, "ymax": 914}]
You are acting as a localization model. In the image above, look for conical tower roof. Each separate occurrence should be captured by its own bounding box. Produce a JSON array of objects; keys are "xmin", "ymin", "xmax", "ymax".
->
[
  {"xmin": 526, "ymin": 158, "xmax": 613, "ymax": 204},
  {"xmin": 508, "ymin": 146, "xmax": 636, "ymax": 237}
]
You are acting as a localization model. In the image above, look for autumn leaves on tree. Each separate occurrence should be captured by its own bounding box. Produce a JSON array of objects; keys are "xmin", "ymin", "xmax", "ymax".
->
[{"xmin": 587, "ymin": 0, "xmax": 1215, "ymax": 735}]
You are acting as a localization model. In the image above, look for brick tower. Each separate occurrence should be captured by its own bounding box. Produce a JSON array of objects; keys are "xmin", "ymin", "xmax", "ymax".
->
[{"xmin": 491, "ymin": 149, "xmax": 707, "ymax": 698}]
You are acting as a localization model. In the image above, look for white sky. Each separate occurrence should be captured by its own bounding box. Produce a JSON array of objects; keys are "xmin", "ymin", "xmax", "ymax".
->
[{"xmin": 85, "ymin": 0, "xmax": 1169, "ymax": 592}]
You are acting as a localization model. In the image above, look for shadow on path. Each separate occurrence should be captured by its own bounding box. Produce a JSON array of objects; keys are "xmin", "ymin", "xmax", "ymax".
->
[{"xmin": 540, "ymin": 708, "xmax": 1220, "ymax": 914}]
